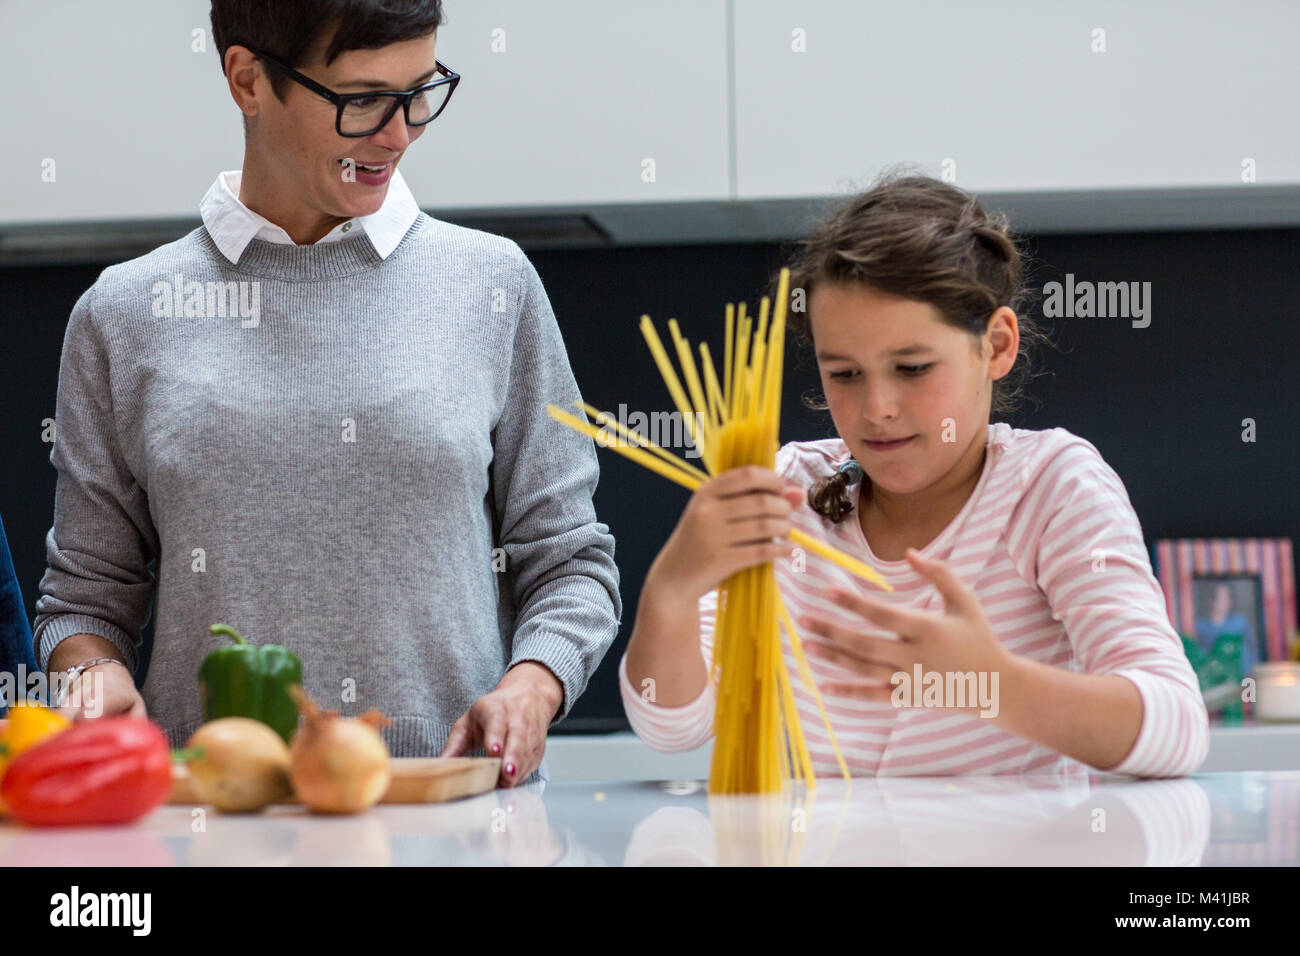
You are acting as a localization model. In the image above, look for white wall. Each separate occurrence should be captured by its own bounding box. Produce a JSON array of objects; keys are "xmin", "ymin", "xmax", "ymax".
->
[{"xmin": 2, "ymin": 0, "xmax": 1297, "ymax": 236}]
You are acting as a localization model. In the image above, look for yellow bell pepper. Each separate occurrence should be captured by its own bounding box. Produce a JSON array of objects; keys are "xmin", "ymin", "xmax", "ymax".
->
[{"xmin": 0, "ymin": 702, "xmax": 72, "ymax": 813}]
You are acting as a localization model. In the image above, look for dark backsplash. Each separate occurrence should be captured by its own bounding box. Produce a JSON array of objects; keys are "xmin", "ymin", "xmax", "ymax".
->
[{"xmin": 3, "ymin": 226, "xmax": 1297, "ymax": 730}]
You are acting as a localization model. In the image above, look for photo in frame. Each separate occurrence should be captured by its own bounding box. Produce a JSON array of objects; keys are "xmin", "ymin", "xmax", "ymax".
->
[
  {"xmin": 1190, "ymin": 574, "xmax": 1265, "ymax": 677},
  {"xmin": 1153, "ymin": 538, "xmax": 1297, "ymax": 675}
]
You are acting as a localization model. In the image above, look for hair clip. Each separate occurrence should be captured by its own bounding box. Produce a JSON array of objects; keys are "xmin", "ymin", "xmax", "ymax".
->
[{"xmin": 837, "ymin": 459, "xmax": 864, "ymax": 484}]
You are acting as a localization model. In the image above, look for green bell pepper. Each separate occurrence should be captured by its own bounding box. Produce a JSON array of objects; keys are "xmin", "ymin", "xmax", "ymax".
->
[{"xmin": 198, "ymin": 624, "xmax": 303, "ymax": 744}]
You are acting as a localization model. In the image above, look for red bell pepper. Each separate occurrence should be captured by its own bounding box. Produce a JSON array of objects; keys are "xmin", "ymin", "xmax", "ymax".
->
[{"xmin": 0, "ymin": 717, "xmax": 172, "ymax": 826}]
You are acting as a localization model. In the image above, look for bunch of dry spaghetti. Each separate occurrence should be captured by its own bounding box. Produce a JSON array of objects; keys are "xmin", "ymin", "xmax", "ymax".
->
[{"xmin": 547, "ymin": 267, "xmax": 891, "ymax": 794}]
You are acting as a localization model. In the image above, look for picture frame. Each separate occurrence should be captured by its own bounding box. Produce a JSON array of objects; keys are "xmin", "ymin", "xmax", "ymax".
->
[{"xmin": 1153, "ymin": 538, "xmax": 1297, "ymax": 670}]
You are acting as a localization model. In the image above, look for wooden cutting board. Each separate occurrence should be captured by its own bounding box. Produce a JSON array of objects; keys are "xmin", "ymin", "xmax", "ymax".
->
[{"xmin": 170, "ymin": 756, "xmax": 501, "ymax": 806}]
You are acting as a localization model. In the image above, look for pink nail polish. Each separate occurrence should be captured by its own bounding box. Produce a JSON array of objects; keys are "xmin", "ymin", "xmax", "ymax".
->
[
  {"xmin": 506, "ymin": 762, "xmax": 515, "ymax": 775},
  {"xmin": 491, "ymin": 742, "xmax": 501, "ymax": 755}
]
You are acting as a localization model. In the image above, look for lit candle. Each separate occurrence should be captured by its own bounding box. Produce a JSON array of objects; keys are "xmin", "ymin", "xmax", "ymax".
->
[{"xmin": 1254, "ymin": 663, "xmax": 1300, "ymax": 722}]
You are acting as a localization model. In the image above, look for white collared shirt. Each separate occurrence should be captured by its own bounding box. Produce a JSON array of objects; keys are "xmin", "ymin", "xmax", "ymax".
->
[{"xmin": 199, "ymin": 168, "xmax": 421, "ymax": 264}]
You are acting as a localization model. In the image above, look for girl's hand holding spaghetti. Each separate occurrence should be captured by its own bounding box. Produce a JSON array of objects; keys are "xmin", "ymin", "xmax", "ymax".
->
[
  {"xmin": 644, "ymin": 465, "xmax": 805, "ymax": 608},
  {"xmin": 800, "ymin": 547, "xmax": 1016, "ymax": 713}
]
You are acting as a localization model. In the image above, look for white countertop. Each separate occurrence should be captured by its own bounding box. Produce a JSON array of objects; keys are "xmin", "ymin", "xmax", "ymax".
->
[
  {"xmin": 3, "ymin": 771, "xmax": 1295, "ymax": 866},
  {"xmin": 541, "ymin": 722, "xmax": 1300, "ymax": 782}
]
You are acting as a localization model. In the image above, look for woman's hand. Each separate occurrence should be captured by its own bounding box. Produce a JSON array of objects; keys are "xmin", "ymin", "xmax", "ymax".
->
[
  {"xmin": 54, "ymin": 661, "xmax": 147, "ymax": 721},
  {"xmin": 440, "ymin": 662, "xmax": 564, "ymax": 788},
  {"xmin": 801, "ymin": 548, "xmax": 1016, "ymax": 715},
  {"xmin": 643, "ymin": 465, "xmax": 805, "ymax": 609}
]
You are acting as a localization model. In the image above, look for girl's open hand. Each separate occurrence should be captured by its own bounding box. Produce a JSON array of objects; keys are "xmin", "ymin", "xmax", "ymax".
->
[{"xmin": 800, "ymin": 548, "xmax": 1015, "ymax": 713}]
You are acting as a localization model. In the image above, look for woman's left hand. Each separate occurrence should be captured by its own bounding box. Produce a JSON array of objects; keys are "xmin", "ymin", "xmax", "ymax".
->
[
  {"xmin": 801, "ymin": 548, "xmax": 1016, "ymax": 712},
  {"xmin": 440, "ymin": 662, "xmax": 564, "ymax": 787}
]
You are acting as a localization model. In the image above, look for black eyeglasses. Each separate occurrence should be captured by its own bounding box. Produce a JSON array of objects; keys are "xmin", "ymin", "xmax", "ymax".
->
[{"xmin": 248, "ymin": 47, "xmax": 460, "ymax": 137}]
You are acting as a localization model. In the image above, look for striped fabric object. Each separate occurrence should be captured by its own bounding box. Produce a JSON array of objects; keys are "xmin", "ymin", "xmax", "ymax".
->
[
  {"xmin": 1153, "ymin": 537, "xmax": 1296, "ymax": 663},
  {"xmin": 621, "ymin": 422, "xmax": 1210, "ymax": 778}
]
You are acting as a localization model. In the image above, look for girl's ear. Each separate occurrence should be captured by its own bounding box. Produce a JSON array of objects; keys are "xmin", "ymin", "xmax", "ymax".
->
[{"xmin": 986, "ymin": 307, "xmax": 1019, "ymax": 380}]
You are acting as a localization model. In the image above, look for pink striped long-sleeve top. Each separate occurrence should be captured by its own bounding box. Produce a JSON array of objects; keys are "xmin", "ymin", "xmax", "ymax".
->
[{"xmin": 620, "ymin": 422, "xmax": 1210, "ymax": 778}]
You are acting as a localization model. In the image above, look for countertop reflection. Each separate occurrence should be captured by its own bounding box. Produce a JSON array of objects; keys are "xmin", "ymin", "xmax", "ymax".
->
[{"xmin": 2, "ymin": 772, "xmax": 1295, "ymax": 866}]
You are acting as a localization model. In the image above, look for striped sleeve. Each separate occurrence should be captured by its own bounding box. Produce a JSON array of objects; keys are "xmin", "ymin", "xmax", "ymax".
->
[
  {"xmin": 619, "ymin": 589, "xmax": 718, "ymax": 751},
  {"xmin": 1011, "ymin": 438, "xmax": 1210, "ymax": 777}
]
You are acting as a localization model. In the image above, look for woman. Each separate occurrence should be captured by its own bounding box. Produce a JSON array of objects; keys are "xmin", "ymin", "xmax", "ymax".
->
[{"xmin": 33, "ymin": 0, "xmax": 621, "ymax": 787}]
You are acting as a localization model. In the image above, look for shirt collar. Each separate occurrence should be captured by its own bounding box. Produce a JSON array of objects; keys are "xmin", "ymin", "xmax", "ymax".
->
[{"xmin": 199, "ymin": 168, "xmax": 421, "ymax": 265}]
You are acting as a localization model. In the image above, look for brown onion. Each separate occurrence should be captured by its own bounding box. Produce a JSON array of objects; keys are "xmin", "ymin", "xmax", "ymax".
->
[
  {"xmin": 184, "ymin": 717, "xmax": 293, "ymax": 812},
  {"xmin": 286, "ymin": 685, "xmax": 392, "ymax": 814}
]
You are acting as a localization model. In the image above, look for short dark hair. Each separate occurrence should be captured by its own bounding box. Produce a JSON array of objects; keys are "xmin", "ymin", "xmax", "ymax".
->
[{"xmin": 210, "ymin": 0, "xmax": 446, "ymax": 102}]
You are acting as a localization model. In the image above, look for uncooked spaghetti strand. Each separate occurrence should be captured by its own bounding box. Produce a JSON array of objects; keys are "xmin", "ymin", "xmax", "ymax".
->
[
  {"xmin": 667, "ymin": 319, "xmax": 715, "ymax": 470},
  {"xmin": 788, "ymin": 529, "xmax": 892, "ymax": 591},
  {"xmin": 773, "ymin": 638, "xmax": 804, "ymax": 788},
  {"xmin": 778, "ymin": 594, "xmax": 851, "ymax": 784},
  {"xmin": 576, "ymin": 401, "xmax": 711, "ymax": 483},
  {"xmin": 750, "ymin": 296, "xmax": 771, "ymax": 418},
  {"xmin": 546, "ymin": 405, "xmax": 701, "ymax": 492},
  {"xmin": 724, "ymin": 303, "xmax": 735, "ymax": 413},
  {"xmin": 743, "ymin": 313, "xmax": 764, "ymax": 424},
  {"xmin": 757, "ymin": 569, "xmax": 775, "ymax": 790},
  {"xmin": 639, "ymin": 316, "xmax": 706, "ymax": 458},
  {"xmin": 731, "ymin": 303, "xmax": 751, "ymax": 420},
  {"xmin": 703, "ymin": 356, "xmax": 722, "ymax": 433},
  {"xmin": 699, "ymin": 343, "xmax": 729, "ymax": 431},
  {"xmin": 763, "ymin": 270, "xmax": 791, "ymax": 427},
  {"xmin": 777, "ymin": 641, "xmax": 817, "ymax": 789}
]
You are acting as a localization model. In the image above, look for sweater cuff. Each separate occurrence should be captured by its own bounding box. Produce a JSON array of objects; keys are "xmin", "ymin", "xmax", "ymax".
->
[
  {"xmin": 618, "ymin": 651, "xmax": 716, "ymax": 751},
  {"xmin": 509, "ymin": 630, "xmax": 588, "ymax": 725},
  {"xmin": 1106, "ymin": 669, "xmax": 1210, "ymax": 778},
  {"xmin": 35, "ymin": 613, "xmax": 138, "ymax": 675}
]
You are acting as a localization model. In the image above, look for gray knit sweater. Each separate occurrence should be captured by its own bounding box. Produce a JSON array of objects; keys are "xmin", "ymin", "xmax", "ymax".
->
[{"xmin": 33, "ymin": 213, "xmax": 622, "ymax": 781}]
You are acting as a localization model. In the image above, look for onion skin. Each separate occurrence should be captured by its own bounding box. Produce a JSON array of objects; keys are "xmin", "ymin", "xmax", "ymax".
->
[
  {"xmin": 185, "ymin": 718, "xmax": 293, "ymax": 812},
  {"xmin": 286, "ymin": 685, "xmax": 392, "ymax": 814}
]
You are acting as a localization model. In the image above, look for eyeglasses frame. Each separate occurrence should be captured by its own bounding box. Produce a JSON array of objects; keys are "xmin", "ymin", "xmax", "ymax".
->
[{"xmin": 246, "ymin": 46, "xmax": 461, "ymax": 137}]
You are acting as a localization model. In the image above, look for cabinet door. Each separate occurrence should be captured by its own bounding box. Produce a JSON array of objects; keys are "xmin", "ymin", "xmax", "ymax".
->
[
  {"xmin": 0, "ymin": 0, "xmax": 240, "ymax": 224},
  {"xmin": 0, "ymin": 0, "xmax": 732, "ymax": 226},
  {"xmin": 733, "ymin": 0, "xmax": 1300, "ymax": 198},
  {"xmin": 408, "ymin": 0, "xmax": 730, "ymax": 208}
]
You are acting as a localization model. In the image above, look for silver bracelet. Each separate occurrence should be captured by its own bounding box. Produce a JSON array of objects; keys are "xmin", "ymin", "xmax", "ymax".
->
[{"xmin": 53, "ymin": 657, "xmax": 129, "ymax": 707}]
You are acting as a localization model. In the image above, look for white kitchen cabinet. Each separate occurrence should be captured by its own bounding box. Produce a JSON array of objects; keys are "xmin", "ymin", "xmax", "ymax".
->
[
  {"xmin": 3, "ymin": 0, "xmax": 1298, "ymax": 242},
  {"xmin": 0, "ymin": 0, "xmax": 241, "ymax": 224},
  {"xmin": 0, "ymin": 0, "xmax": 730, "ymax": 225},
  {"xmin": 410, "ymin": 0, "xmax": 731, "ymax": 208},
  {"xmin": 732, "ymin": 0, "xmax": 1300, "ymax": 198}
]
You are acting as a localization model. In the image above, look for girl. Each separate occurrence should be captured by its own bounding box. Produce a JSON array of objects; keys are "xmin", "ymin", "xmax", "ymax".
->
[{"xmin": 621, "ymin": 173, "xmax": 1208, "ymax": 778}]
